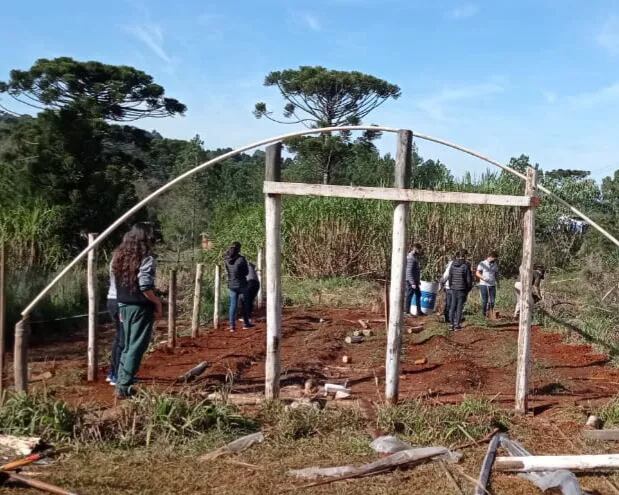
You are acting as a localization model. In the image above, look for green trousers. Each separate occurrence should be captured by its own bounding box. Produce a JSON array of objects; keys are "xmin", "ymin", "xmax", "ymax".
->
[{"xmin": 117, "ymin": 303, "xmax": 154, "ymax": 396}]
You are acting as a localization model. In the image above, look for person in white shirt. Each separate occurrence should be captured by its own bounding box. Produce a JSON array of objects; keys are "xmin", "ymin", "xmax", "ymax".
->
[{"xmin": 476, "ymin": 251, "xmax": 499, "ymax": 317}]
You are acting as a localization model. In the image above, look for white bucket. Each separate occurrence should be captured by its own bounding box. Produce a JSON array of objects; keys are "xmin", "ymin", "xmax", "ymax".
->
[{"xmin": 410, "ymin": 281, "xmax": 440, "ymax": 315}]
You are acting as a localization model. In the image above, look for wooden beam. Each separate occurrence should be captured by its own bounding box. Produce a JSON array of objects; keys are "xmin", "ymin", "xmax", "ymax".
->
[
  {"xmin": 0, "ymin": 242, "xmax": 5, "ymax": 393},
  {"xmin": 86, "ymin": 233, "xmax": 98, "ymax": 382},
  {"xmin": 495, "ymin": 454, "xmax": 619, "ymax": 472},
  {"xmin": 264, "ymin": 142, "xmax": 282, "ymax": 400},
  {"xmin": 213, "ymin": 265, "xmax": 220, "ymax": 329},
  {"xmin": 14, "ymin": 318, "xmax": 29, "ymax": 392},
  {"xmin": 167, "ymin": 269, "xmax": 177, "ymax": 349},
  {"xmin": 515, "ymin": 167, "xmax": 537, "ymax": 413},
  {"xmin": 475, "ymin": 433, "xmax": 501, "ymax": 495},
  {"xmin": 385, "ymin": 129, "xmax": 412, "ymax": 404},
  {"xmin": 191, "ymin": 263, "xmax": 204, "ymax": 338},
  {"xmin": 263, "ymin": 181, "xmax": 532, "ymax": 207},
  {"xmin": 583, "ymin": 430, "xmax": 619, "ymax": 441}
]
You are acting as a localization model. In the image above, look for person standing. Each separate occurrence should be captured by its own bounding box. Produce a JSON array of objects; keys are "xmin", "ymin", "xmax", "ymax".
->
[
  {"xmin": 224, "ymin": 242, "xmax": 254, "ymax": 331},
  {"xmin": 405, "ymin": 243, "xmax": 423, "ymax": 316},
  {"xmin": 112, "ymin": 223, "xmax": 163, "ymax": 399},
  {"xmin": 244, "ymin": 261, "xmax": 260, "ymax": 321},
  {"xmin": 105, "ymin": 258, "xmax": 123, "ymax": 386},
  {"xmin": 440, "ymin": 257, "xmax": 454, "ymax": 323},
  {"xmin": 448, "ymin": 250, "xmax": 473, "ymax": 331},
  {"xmin": 476, "ymin": 251, "xmax": 500, "ymax": 318}
]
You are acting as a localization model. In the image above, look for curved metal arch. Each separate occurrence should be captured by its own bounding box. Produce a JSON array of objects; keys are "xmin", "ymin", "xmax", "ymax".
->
[{"xmin": 21, "ymin": 125, "xmax": 619, "ymax": 317}]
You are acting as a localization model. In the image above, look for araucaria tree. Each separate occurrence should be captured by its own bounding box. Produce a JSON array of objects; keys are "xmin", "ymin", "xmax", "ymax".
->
[{"xmin": 254, "ymin": 66, "xmax": 400, "ymax": 184}]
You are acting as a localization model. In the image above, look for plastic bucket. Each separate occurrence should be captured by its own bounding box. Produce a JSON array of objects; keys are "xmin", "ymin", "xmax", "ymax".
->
[{"xmin": 410, "ymin": 281, "xmax": 440, "ymax": 315}]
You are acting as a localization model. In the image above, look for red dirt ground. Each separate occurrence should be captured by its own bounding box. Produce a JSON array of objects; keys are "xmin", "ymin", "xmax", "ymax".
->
[{"xmin": 25, "ymin": 306, "xmax": 619, "ymax": 410}]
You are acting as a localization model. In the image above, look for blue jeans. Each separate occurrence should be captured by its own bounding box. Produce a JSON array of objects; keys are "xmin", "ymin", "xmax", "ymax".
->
[
  {"xmin": 229, "ymin": 288, "xmax": 251, "ymax": 329},
  {"xmin": 405, "ymin": 282, "xmax": 422, "ymax": 314},
  {"xmin": 479, "ymin": 285, "xmax": 496, "ymax": 316}
]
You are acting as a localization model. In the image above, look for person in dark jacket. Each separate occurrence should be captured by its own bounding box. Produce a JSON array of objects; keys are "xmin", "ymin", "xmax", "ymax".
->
[
  {"xmin": 224, "ymin": 242, "xmax": 254, "ymax": 331},
  {"xmin": 244, "ymin": 262, "xmax": 260, "ymax": 320},
  {"xmin": 448, "ymin": 250, "xmax": 473, "ymax": 331},
  {"xmin": 405, "ymin": 243, "xmax": 423, "ymax": 316},
  {"xmin": 112, "ymin": 223, "xmax": 163, "ymax": 399}
]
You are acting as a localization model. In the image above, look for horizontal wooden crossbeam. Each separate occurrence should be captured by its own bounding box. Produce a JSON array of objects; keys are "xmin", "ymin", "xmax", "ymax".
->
[{"xmin": 263, "ymin": 181, "xmax": 533, "ymax": 207}]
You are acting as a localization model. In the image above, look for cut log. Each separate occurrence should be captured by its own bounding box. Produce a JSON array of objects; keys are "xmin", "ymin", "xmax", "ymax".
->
[
  {"xmin": 414, "ymin": 358, "xmax": 428, "ymax": 365},
  {"xmin": 345, "ymin": 336, "xmax": 364, "ymax": 344},
  {"xmin": 585, "ymin": 415, "xmax": 603, "ymax": 429},
  {"xmin": 407, "ymin": 325, "xmax": 424, "ymax": 334},
  {"xmin": 583, "ymin": 430, "xmax": 619, "ymax": 441},
  {"xmin": 324, "ymin": 384, "xmax": 351, "ymax": 395},
  {"xmin": 358, "ymin": 319, "xmax": 369, "ymax": 329},
  {"xmin": 362, "ymin": 329, "xmax": 373, "ymax": 337},
  {"xmin": 342, "ymin": 355, "xmax": 351, "ymax": 364},
  {"xmin": 176, "ymin": 361, "xmax": 208, "ymax": 383},
  {"xmin": 474, "ymin": 432, "xmax": 501, "ymax": 495},
  {"xmin": 495, "ymin": 454, "xmax": 619, "ymax": 472},
  {"xmin": 30, "ymin": 371, "xmax": 53, "ymax": 382}
]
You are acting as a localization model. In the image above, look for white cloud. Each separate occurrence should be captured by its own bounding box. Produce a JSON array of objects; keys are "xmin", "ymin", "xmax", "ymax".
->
[
  {"xmin": 417, "ymin": 81, "xmax": 504, "ymax": 121},
  {"xmin": 569, "ymin": 82, "xmax": 619, "ymax": 108},
  {"xmin": 302, "ymin": 13, "xmax": 322, "ymax": 31},
  {"xmin": 543, "ymin": 91, "xmax": 558, "ymax": 104},
  {"xmin": 448, "ymin": 3, "xmax": 479, "ymax": 20},
  {"xmin": 596, "ymin": 16, "xmax": 619, "ymax": 55},
  {"xmin": 126, "ymin": 23, "xmax": 171, "ymax": 63}
]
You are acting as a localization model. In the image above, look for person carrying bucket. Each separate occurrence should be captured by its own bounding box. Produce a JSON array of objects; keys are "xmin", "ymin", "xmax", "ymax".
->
[
  {"xmin": 448, "ymin": 250, "xmax": 473, "ymax": 331},
  {"xmin": 405, "ymin": 243, "xmax": 423, "ymax": 316}
]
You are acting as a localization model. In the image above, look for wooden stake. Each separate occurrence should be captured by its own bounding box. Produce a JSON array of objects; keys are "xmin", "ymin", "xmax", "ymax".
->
[
  {"xmin": 167, "ymin": 269, "xmax": 177, "ymax": 349},
  {"xmin": 213, "ymin": 265, "xmax": 220, "ymax": 329},
  {"xmin": 191, "ymin": 263, "xmax": 204, "ymax": 338},
  {"xmin": 495, "ymin": 454, "xmax": 619, "ymax": 472},
  {"xmin": 257, "ymin": 247, "xmax": 263, "ymax": 309},
  {"xmin": 264, "ymin": 142, "xmax": 282, "ymax": 400},
  {"xmin": 14, "ymin": 318, "xmax": 29, "ymax": 392},
  {"xmin": 474, "ymin": 432, "xmax": 501, "ymax": 495},
  {"xmin": 515, "ymin": 167, "xmax": 537, "ymax": 413},
  {"xmin": 385, "ymin": 129, "xmax": 412, "ymax": 405},
  {"xmin": 87, "ymin": 233, "xmax": 98, "ymax": 382},
  {"xmin": 0, "ymin": 242, "xmax": 5, "ymax": 393}
]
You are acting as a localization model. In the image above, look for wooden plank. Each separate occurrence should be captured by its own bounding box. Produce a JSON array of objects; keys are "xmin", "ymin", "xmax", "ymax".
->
[
  {"xmin": 0, "ymin": 242, "xmax": 5, "ymax": 392},
  {"xmin": 213, "ymin": 265, "xmax": 220, "ymax": 329},
  {"xmin": 385, "ymin": 129, "xmax": 412, "ymax": 405},
  {"xmin": 495, "ymin": 454, "xmax": 619, "ymax": 472},
  {"xmin": 264, "ymin": 142, "xmax": 282, "ymax": 400},
  {"xmin": 167, "ymin": 269, "xmax": 177, "ymax": 349},
  {"xmin": 191, "ymin": 263, "xmax": 204, "ymax": 338},
  {"xmin": 87, "ymin": 233, "xmax": 98, "ymax": 382},
  {"xmin": 475, "ymin": 433, "xmax": 501, "ymax": 495},
  {"xmin": 257, "ymin": 248, "xmax": 263, "ymax": 309},
  {"xmin": 583, "ymin": 430, "xmax": 619, "ymax": 441},
  {"xmin": 515, "ymin": 167, "xmax": 537, "ymax": 413},
  {"xmin": 263, "ymin": 181, "xmax": 532, "ymax": 207},
  {"xmin": 13, "ymin": 319, "xmax": 29, "ymax": 392}
]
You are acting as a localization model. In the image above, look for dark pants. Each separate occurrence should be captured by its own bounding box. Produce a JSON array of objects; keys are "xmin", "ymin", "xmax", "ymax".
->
[
  {"xmin": 479, "ymin": 285, "xmax": 496, "ymax": 316},
  {"xmin": 449, "ymin": 290, "xmax": 467, "ymax": 328},
  {"xmin": 444, "ymin": 289, "xmax": 453, "ymax": 322},
  {"xmin": 229, "ymin": 288, "xmax": 251, "ymax": 329},
  {"xmin": 117, "ymin": 304, "xmax": 154, "ymax": 396},
  {"xmin": 242, "ymin": 281, "xmax": 260, "ymax": 319},
  {"xmin": 405, "ymin": 282, "xmax": 422, "ymax": 315},
  {"xmin": 107, "ymin": 299, "xmax": 124, "ymax": 380}
]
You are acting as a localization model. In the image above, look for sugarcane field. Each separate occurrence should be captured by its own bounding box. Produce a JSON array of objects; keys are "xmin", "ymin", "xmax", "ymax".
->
[{"xmin": 1, "ymin": 2, "xmax": 619, "ymax": 494}]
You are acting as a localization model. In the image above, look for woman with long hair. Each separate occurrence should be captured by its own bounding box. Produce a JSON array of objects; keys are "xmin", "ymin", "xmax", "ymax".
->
[
  {"xmin": 224, "ymin": 241, "xmax": 254, "ymax": 331},
  {"xmin": 112, "ymin": 222, "xmax": 162, "ymax": 398}
]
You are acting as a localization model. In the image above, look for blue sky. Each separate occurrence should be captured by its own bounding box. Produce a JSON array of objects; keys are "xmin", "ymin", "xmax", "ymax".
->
[{"xmin": 2, "ymin": 0, "xmax": 619, "ymax": 180}]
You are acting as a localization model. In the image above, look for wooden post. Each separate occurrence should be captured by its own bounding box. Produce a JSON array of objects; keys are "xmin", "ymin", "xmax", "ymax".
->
[
  {"xmin": 87, "ymin": 233, "xmax": 98, "ymax": 382},
  {"xmin": 213, "ymin": 265, "xmax": 220, "ymax": 329},
  {"xmin": 167, "ymin": 269, "xmax": 177, "ymax": 349},
  {"xmin": 14, "ymin": 318, "xmax": 29, "ymax": 392},
  {"xmin": 256, "ymin": 248, "xmax": 263, "ymax": 309},
  {"xmin": 191, "ymin": 263, "xmax": 204, "ymax": 338},
  {"xmin": 264, "ymin": 142, "xmax": 282, "ymax": 400},
  {"xmin": 385, "ymin": 130, "xmax": 412, "ymax": 405},
  {"xmin": 0, "ymin": 242, "xmax": 5, "ymax": 392},
  {"xmin": 515, "ymin": 167, "xmax": 537, "ymax": 413}
]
